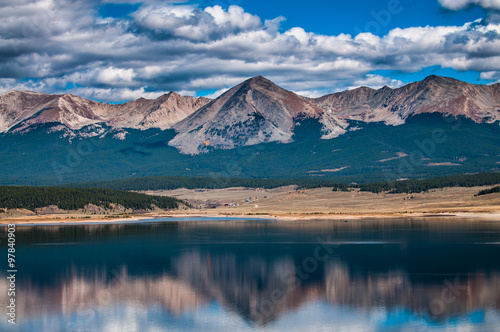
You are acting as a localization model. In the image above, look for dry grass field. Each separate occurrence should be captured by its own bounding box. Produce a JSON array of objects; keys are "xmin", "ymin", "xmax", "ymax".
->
[{"xmin": 143, "ymin": 185, "xmax": 500, "ymax": 217}]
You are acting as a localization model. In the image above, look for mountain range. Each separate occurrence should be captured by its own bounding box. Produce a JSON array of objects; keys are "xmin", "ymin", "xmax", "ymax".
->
[
  {"xmin": 1, "ymin": 75, "xmax": 499, "ymax": 155},
  {"xmin": 0, "ymin": 90, "xmax": 210, "ymax": 134},
  {"xmin": 0, "ymin": 75, "xmax": 499, "ymax": 185}
]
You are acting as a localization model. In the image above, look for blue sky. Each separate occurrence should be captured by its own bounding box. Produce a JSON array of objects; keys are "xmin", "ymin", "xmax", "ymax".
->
[
  {"xmin": 1, "ymin": 0, "xmax": 500, "ymax": 101},
  {"xmin": 212, "ymin": 0, "xmax": 486, "ymax": 36}
]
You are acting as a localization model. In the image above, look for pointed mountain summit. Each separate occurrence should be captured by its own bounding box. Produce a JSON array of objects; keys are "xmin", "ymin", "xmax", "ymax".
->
[{"xmin": 169, "ymin": 76, "xmax": 347, "ymax": 154}]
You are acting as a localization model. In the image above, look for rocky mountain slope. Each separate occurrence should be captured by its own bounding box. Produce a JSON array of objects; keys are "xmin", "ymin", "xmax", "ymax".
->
[
  {"xmin": 312, "ymin": 75, "xmax": 500, "ymax": 125},
  {"xmin": 0, "ymin": 75, "xmax": 499, "ymax": 155},
  {"xmin": 169, "ymin": 76, "xmax": 348, "ymax": 154},
  {"xmin": 0, "ymin": 90, "xmax": 210, "ymax": 133}
]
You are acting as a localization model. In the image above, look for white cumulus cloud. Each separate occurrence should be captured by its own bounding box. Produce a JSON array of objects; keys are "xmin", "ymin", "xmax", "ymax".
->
[
  {"xmin": 439, "ymin": 0, "xmax": 500, "ymax": 10},
  {"xmin": 1, "ymin": 0, "xmax": 500, "ymax": 102}
]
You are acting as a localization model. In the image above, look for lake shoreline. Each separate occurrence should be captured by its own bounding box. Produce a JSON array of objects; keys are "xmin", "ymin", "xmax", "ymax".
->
[{"xmin": 1, "ymin": 211, "xmax": 500, "ymax": 226}]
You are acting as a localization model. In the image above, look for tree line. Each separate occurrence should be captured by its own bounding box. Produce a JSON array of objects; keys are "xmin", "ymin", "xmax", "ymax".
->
[
  {"xmin": 476, "ymin": 186, "xmax": 500, "ymax": 196},
  {"xmin": 358, "ymin": 172, "xmax": 500, "ymax": 194},
  {"xmin": 71, "ymin": 172, "xmax": 500, "ymax": 194},
  {"xmin": 0, "ymin": 186, "xmax": 184, "ymax": 211},
  {"xmin": 69, "ymin": 176, "xmax": 350, "ymax": 191}
]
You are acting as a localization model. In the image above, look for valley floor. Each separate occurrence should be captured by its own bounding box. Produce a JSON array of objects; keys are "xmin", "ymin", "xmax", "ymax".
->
[
  {"xmin": 2, "ymin": 185, "xmax": 500, "ymax": 225},
  {"xmin": 144, "ymin": 185, "xmax": 500, "ymax": 219}
]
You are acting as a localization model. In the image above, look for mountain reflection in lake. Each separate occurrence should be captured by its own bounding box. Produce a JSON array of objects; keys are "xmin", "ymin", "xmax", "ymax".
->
[{"xmin": 1, "ymin": 218, "xmax": 500, "ymax": 331}]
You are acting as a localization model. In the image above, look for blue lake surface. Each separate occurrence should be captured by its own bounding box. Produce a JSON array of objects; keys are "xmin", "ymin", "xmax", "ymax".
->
[{"xmin": 1, "ymin": 218, "xmax": 500, "ymax": 331}]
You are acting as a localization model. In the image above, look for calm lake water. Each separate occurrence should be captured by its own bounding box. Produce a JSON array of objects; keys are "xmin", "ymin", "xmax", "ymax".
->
[{"xmin": 1, "ymin": 218, "xmax": 500, "ymax": 332}]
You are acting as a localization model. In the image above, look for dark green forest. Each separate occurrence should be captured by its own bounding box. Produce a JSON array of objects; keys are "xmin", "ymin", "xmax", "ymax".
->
[
  {"xmin": 71, "ymin": 176, "xmax": 350, "ymax": 191},
  {"xmin": 359, "ymin": 172, "xmax": 500, "ymax": 194},
  {"xmin": 476, "ymin": 186, "xmax": 500, "ymax": 196},
  {"xmin": 72, "ymin": 172, "xmax": 500, "ymax": 194},
  {"xmin": 0, "ymin": 186, "xmax": 184, "ymax": 211},
  {"xmin": 0, "ymin": 114, "xmax": 498, "ymax": 186}
]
